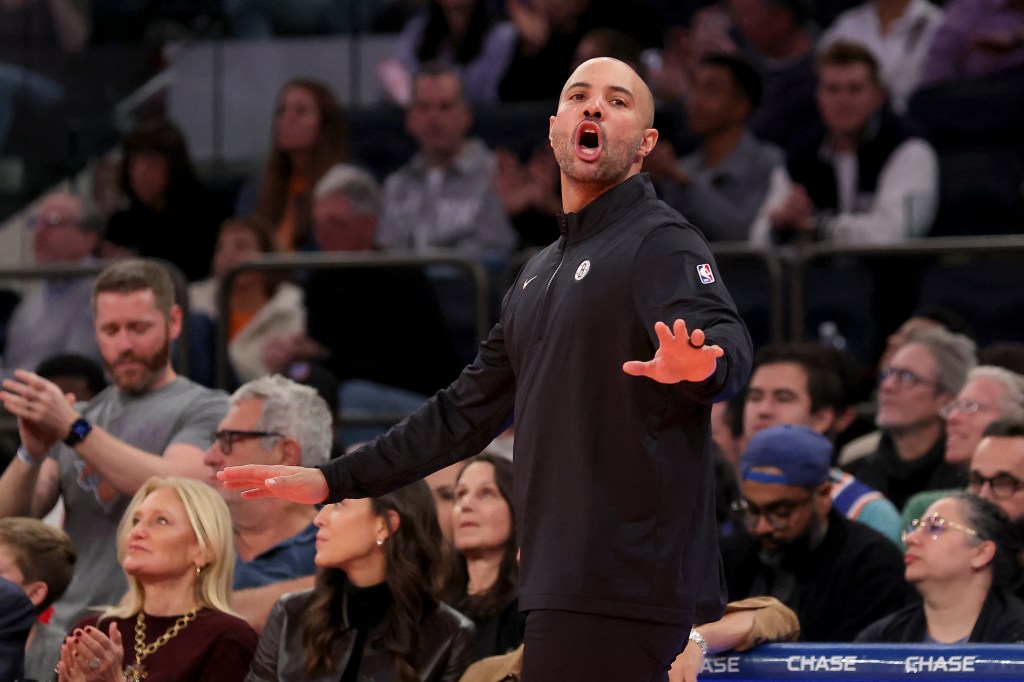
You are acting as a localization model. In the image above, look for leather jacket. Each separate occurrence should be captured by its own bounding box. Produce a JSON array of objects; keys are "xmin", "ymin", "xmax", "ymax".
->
[{"xmin": 246, "ymin": 588, "xmax": 476, "ymax": 682}]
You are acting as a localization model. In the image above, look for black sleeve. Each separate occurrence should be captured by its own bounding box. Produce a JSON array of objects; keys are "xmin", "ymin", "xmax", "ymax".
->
[
  {"xmin": 317, "ymin": 320, "xmax": 516, "ymax": 502},
  {"xmin": 631, "ymin": 223, "xmax": 753, "ymax": 404}
]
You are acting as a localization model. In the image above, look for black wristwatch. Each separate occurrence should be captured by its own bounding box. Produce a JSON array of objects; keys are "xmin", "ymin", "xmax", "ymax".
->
[{"xmin": 63, "ymin": 417, "xmax": 93, "ymax": 447}]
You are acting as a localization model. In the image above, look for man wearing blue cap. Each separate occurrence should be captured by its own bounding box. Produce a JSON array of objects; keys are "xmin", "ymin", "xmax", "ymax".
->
[{"xmin": 721, "ymin": 424, "xmax": 908, "ymax": 641}]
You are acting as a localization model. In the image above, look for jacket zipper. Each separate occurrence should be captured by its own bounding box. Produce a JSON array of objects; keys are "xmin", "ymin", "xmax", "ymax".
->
[{"xmin": 536, "ymin": 218, "xmax": 569, "ymax": 341}]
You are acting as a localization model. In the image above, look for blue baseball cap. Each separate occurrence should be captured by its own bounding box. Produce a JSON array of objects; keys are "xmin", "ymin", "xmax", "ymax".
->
[{"xmin": 740, "ymin": 424, "xmax": 832, "ymax": 487}]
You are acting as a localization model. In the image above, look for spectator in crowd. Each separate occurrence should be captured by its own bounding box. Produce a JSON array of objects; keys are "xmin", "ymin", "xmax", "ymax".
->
[
  {"xmin": 846, "ymin": 326, "xmax": 976, "ymax": 508},
  {"xmin": 377, "ymin": 64, "xmax": 516, "ymax": 259},
  {"xmin": 189, "ymin": 217, "xmax": 306, "ymax": 384},
  {"xmin": 246, "ymin": 480, "xmax": 475, "ymax": 681},
  {"xmin": 743, "ymin": 343, "xmax": 903, "ymax": 544},
  {"xmin": 838, "ymin": 306, "xmax": 972, "ymax": 467},
  {"xmin": 728, "ymin": 0, "xmax": 820, "ymax": 151},
  {"xmin": 819, "ymin": 0, "xmax": 943, "ymax": 113},
  {"xmin": 919, "ymin": 0, "xmax": 1024, "ymax": 86},
  {"xmin": 58, "ymin": 477, "xmax": 258, "ymax": 681},
  {"xmin": 1, "ymin": 192, "xmax": 103, "ymax": 381},
  {"xmin": 644, "ymin": 6, "xmax": 737, "ymax": 106},
  {"xmin": 722, "ymin": 424, "xmax": 908, "ymax": 641},
  {"xmin": 242, "ymin": 78, "xmax": 349, "ymax": 252},
  {"xmin": 383, "ymin": 0, "xmax": 517, "ymax": 105},
  {"xmin": 653, "ymin": 53, "xmax": 785, "ymax": 242},
  {"xmin": 967, "ymin": 420, "xmax": 1024, "ymax": 602},
  {"xmin": 446, "ymin": 453, "xmax": 524, "ymax": 660},
  {"xmin": 944, "ymin": 367, "xmax": 1024, "ymax": 469},
  {"xmin": 0, "ymin": 576, "xmax": 34, "ymax": 682},
  {"xmin": 901, "ymin": 366, "xmax": 1024, "ymax": 524},
  {"xmin": 203, "ymin": 375, "xmax": 332, "ymax": 632},
  {"xmin": 766, "ymin": 41, "xmax": 939, "ymax": 245},
  {"xmin": 0, "ymin": 259, "xmax": 228, "ymax": 631},
  {"xmin": 0, "ymin": 518, "xmax": 76, "ymax": 682},
  {"xmin": 103, "ymin": 118, "xmax": 225, "ymax": 281},
  {"xmin": 261, "ymin": 163, "xmax": 464, "ymax": 442},
  {"xmin": 857, "ymin": 492, "xmax": 1024, "ymax": 642}
]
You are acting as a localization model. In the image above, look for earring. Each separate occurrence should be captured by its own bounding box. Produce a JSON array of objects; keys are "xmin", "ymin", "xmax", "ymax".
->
[
  {"xmin": 376, "ymin": 538, "xmax": 384, "ymax": 546},
  {"xmin": 195, "ymin": 565, "xmax": 203, "ymax": 576}
]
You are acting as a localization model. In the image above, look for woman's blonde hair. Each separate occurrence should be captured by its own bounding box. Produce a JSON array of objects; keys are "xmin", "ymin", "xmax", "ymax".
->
[{"xmin": 102, "ymin": 476, "xmax": 237, "ymax": 619}]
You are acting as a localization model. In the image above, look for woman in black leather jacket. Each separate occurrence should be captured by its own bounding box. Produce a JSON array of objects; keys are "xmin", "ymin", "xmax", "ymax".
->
[{"xmin": 246, "ymin": 480, "xmax": 475, "ymax": 682}]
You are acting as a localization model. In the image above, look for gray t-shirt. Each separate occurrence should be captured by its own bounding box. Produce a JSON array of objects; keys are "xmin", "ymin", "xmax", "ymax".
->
[{"xmin": 49, "ymin": 377, "xmax": 228, "ymax": 631}]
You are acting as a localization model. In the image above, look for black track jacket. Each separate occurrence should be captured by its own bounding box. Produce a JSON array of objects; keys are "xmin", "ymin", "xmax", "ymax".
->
[{"xmin": 318, "ymin": 173, "xmax": 753, "ymax": 625}]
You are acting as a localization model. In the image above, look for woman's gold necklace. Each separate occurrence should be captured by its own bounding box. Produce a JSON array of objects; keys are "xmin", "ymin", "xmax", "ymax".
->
[{"xmin": 123, "ymin": 608, "xmax": 199, "ymax": 682}]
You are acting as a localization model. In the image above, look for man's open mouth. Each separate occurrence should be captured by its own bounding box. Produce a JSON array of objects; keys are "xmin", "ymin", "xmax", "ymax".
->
[{"xmin": 574, "ymin": 121, "xmax": 603, "ymax": 159}]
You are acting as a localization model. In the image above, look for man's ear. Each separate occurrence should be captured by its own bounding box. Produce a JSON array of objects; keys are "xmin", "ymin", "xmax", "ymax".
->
[
  {"xmin": 548, "ymin": 116, "xmax": 556, "ymax": 146},
  {"xmin": 167, "ymin": 304, "xmax": 183, "ymax": 341},
  {"xmin": 23, "ymin": 580, "xmax": 48, "ymax": 609},
  {"xmin": 637, "ymin": 128, "xmax": 659, "ymax": 159},
  {"xmin": 279, "ymin": 437, "xmax": 303, "ymax": 466}
]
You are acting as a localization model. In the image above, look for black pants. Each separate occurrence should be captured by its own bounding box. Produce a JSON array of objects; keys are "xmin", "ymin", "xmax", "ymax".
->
[{"xmin": 519, "ymin": 609, "xmax": 690, "ymax": 682}]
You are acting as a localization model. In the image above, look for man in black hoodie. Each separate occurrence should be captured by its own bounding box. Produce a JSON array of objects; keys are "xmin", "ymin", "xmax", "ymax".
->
[{"xmin": 221, "ymin": 57, "xmax": 752, "ymax": 681}]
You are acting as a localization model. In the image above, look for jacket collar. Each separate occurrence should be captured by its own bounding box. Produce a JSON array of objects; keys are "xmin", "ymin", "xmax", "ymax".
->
[{"xmin": 556, "ymin": 173, "xmax": 655, "ymax": 245}]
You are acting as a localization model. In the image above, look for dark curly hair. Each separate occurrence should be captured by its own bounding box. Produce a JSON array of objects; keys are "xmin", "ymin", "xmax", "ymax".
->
[
  {"xmin": 301, "ymin": 480, "xmax": 445, "ymax": 681},
  {"xmin": 119, "ymin": 117, "xmax": 201, "ymax": 208}
]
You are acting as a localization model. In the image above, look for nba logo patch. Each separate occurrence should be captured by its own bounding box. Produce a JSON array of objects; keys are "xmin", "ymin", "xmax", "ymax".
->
[{"xmin": 696, "ymin": 263, "xmax": 715, "ymax": 284}]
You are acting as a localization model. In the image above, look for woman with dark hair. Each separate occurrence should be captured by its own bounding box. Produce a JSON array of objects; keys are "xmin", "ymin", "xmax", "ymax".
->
[
  {"xmin": 246, "ymin": 480, "xmax": 475, "ymax": 681},
  {"xmin": 188, "ymin": 216, "xmax": 305, "ymax": 384},
  {"xmin": 385, "ymin": 0, "xmax": 516, "ymax": 104},
  {"xmin": 857, "ymin": 491, "xmax": 1024, "ymax": 643},
  {"xmin": 245, "ymin": 79, "xmax": 349, "ymax": 252},
  {"xmin": 103, "ymin": 117, "xmax": 225, "ymax": 281},
  {"xmin": 446, "ymin": 453, "xmax": 524, "ymax": 660}
]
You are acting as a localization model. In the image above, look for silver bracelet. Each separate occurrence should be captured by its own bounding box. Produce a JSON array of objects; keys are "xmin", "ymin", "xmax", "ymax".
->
[
  {"xmin": 16, "ymin": 445, "xmax": 42, "ymax": 467},
  {"xmin": 689, "ymin": 628, "xmax": 709, "ymax": 656}
]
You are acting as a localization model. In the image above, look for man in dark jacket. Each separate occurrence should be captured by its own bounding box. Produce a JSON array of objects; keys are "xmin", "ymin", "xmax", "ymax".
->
[
  {"xmin": 723, "ymin": 424, "xmax": 909, "ymax": 641},
  {"xmin": 221, "ymin": 57, "xmax": 752, "ymax": 681}
]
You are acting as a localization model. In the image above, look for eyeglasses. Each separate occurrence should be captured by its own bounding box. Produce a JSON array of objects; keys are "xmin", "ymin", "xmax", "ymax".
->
[
  {"xmin": 26, "ymin": 211, "xmax": 74, "ymax": 229},
  {"xmin": 968, "ymin": 470, "xmax": 1024, "ymax": 500},
  {"xmin": 878, "ymin": 366, "xmax": 938, "ymax": 389},
  {"xmin": 940, "ymin": 399, "xmax": 994, "ymax": 419},
  {"xmin": 902, "ymin": 512, "xmax": 979, "ymax": 543},
  {"xmin": 210, "ymin": 430, "xmax": 283, "ymax": 455},
  {"xmin": 731, "ymin": 496, "xmax": 812, "ymax": 531}
]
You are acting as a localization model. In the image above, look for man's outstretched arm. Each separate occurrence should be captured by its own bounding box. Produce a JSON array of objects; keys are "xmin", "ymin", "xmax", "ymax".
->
[
  {"xmin": 622, "ymin": 319, "xmax": 724, "ymax": 384},
  {"xmin": 218, "ymin": 464, "xmax": 329, "ymax": 504}
]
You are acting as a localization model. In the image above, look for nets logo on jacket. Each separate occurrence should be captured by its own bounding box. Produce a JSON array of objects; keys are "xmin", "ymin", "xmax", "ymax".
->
[{"xmin": 696, "ymin": 263, "xmax": 715, "ymax": 284}]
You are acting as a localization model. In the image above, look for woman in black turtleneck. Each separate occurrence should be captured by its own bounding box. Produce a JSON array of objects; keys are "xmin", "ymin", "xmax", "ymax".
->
[{"xmin": 245, "ymin": 481, "xmax": 475, "ymax": 682}]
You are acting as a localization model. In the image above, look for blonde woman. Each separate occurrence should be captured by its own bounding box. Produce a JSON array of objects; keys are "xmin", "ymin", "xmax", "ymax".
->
[{"xmin": 57, "ymin": 477, "xmax": 258, "ymax": 681}]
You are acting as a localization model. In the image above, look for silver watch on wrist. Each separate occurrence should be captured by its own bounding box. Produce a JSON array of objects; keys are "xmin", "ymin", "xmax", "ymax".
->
[{"xmin": 689, "ymin": 628, "xmax": 709, "ymax": 655}]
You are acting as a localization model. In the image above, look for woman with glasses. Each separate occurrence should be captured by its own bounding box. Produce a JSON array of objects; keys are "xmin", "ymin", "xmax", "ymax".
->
[
  {"xmin": 246, "ymin": 480, "xmax": 475, "ymax": 681},
  {"xmin": 856, "ymin": 491, "xmax": 1024, "ymax": 643}
]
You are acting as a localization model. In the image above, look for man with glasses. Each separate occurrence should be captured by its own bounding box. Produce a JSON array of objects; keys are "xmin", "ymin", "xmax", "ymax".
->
[
  {"xmin": 722, "ymin": 424, "xmax": 907, "ymax": 641},
  {"xmin": 846, "ymin": 326, "xmax": 976, "ymax": 508},
  {"xmin": 969, "ymin": 420, "xmax": 1024, "ymax": 538},
  {"xmin": 902, "ymin": 367, "xmax": 1024, "ymax": 524},
  {"xmin": 203, "ymin": 374, "xmax": 332, "ymax": 632},
  {"xmin": 742, "ymin": 343, "xmax": 903, "ymax": 544},
  {"xmin": 1, "ymin": 192, "xmax": 103, "ymax": 381},
  {"xmin": 0, "ymin": 259, "xmax": 227, "ymax": 630}
]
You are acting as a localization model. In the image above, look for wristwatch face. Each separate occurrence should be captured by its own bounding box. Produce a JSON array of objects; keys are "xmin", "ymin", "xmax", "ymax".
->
[{"xmin": 66, "ymin": 418, "xmax": 92, "ymax": 445}]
